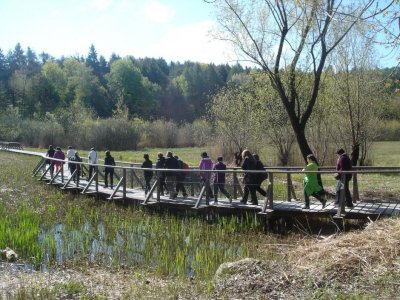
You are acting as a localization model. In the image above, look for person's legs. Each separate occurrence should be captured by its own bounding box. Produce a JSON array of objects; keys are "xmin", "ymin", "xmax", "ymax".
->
[
  {"xmin": 166, "ymin": 175, "xmax": 177, "ymax": 198},
  {"xmin": 145, "ymin": 177, "xmax": 151, "ymax": 194},
  {"xmin": 89, "ymin": 165, "xmax": 93, "ymax": 180},
  {"xmin": 110, "ymin": 170, "xmax": 114, "ymax": 188},
  {"xmin": 311, "ymin": 191, "xmax": 327, "ymax": 207},
  {"xmin": 335, "ymin": 180, "xmax": 342, "ymax": 205},
  {"xmin": 213, "ymin": 183, "xmax": 219, "ymax": 202},
  {"xmin": 344, "ymin": 179, "xmax": 353, "ymax": 207},
  {"xmin": 256, "ymin": 184, "xmax": 267, "ymax": 197},
  {"xmin": 249, "ymin": 185, "xmax": 258, "ymax": 205},
  {"xmin": 241, "ymin": 185, "xmax": 249, "ymax": 203},
  {"xmin": 104, "ymin": 169, "xmax": 109, "ymax": 187},
  {"xmin": 303, "ymin": 190, "xmax": 310, "ymax": 209}
]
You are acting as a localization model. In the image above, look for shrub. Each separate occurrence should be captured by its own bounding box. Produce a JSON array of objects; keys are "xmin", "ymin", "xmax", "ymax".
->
[
  {"xmin": 20, "ymin": 120, "xmax": 65, "ymax": 148},
  {"xmin": 76, "ymin": 118, "xmax": 141, "ymax": 150}
]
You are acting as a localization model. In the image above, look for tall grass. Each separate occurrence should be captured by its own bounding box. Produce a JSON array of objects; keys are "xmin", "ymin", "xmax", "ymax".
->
[{"xmin": 0, "ymin": 151, "xmax": 271, "ymax": 279}]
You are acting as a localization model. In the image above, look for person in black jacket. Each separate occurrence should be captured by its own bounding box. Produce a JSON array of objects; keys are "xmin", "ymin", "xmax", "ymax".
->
[
  {"xmin": 174, "ymin": 155, "xmax": 188, "ymax": 198},
  {"xmin": 156, "ymin": 152, "xmax": 168, "ymax": 195},
  {"xmin": 45, "ymin": 145, "xmax": 55, "ymax": 177},
  {"xmin": 104, "ymin": 150, "xmax": 116, "ymax": 188},
  {"xmin": 141, "ymin": 153, "xmax": 153, "ymax": 195},
  {"xmin": 240, "ymin": 150, "xmax": 258, "ymax": 205},
  {"xmin": 164, "ymin": 151, "xmax": 180, "ymax": 199},
  {"xmin": 253, "ymin": 154, "xmax": 267, "ymax": 197}
]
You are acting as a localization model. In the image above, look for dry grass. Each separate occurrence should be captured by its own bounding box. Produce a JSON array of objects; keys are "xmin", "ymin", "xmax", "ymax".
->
[{"xmin": 288, "ymin": 218, "xmax": 400, "ymax": 278}]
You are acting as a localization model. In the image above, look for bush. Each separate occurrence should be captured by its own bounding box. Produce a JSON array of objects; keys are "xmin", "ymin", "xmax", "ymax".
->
[
  {"xmin": 20, "ymin": 120, "xmax": 65, "ymax": 148},
  {"xmin": 76, "ymin": 118, "xmax": 142, "ymax": 151},
  {"xmin": 140, "ymin": 119, "xmax": 179, "ymax": 148}
]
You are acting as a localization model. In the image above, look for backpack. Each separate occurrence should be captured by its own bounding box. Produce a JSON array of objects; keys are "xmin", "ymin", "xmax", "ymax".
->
[{"xmin": 181, "ymin": 161, "xmax": 189, "ymax": 169}]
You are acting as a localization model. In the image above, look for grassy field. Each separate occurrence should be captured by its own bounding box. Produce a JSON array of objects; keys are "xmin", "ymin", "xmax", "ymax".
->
[{"xmin": 27, "ymin": 141, "xmax": 400, "ymax": 167}]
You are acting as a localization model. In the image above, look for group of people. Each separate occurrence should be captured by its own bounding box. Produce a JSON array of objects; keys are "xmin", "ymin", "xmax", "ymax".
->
[
  {"xmin": 45, "ymin": 146, "xmax": 115, "ymax": 188},
  {"xmin": 45, "ymin": 145, "xmax": 354, "ymax": 208},
  {"xmin": 153, "ymin": 151, "xmax": 188, "ymax": 199},
  {"xmin": 302, "ymin": 148, "xmax": 354, "ymax": 209}
]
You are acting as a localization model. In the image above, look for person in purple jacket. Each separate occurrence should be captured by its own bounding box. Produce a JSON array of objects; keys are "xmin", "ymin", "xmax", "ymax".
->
[
  {"xmin": 199, "ymin": 152, "xmax": 214, "ymax": 199},
  {"xmin": 213, "ymin": 156, "xmax": 232, "ymax": 203},
  {"xmin": 335, "ymin": 148, "xmax": 353, "ymax": 208},
  {"xmin": 53, "ymin": 147, "xmax": 65, "ymax": 173}
]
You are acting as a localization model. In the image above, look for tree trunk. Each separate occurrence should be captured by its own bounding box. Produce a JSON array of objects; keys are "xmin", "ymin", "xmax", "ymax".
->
[{"xmin": 292, "ymin": 125, "xmax": 313, "ymax": 164}]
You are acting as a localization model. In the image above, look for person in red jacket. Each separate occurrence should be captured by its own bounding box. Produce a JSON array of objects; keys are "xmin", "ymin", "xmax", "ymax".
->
[{"xmin": 335, "ymin": 148, "xmax": 354, "ymax": 208}]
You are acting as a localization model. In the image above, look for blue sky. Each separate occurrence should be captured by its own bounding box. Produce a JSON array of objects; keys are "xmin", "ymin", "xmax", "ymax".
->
[
  {"xmin": 0, "ymin": 0, "xmax": 397, "ymax": 67},
  {"xmin": 0, "ymin": 0, "xmax": 236, "ymax": 64}
]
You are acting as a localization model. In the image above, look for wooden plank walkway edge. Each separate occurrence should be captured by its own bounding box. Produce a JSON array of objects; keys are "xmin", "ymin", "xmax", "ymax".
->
[{"xmin": 3, "ymin": 148, "xmax": 400, "ymax": 221}]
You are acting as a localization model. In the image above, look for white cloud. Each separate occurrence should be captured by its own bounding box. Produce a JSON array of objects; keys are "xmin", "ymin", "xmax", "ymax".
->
[
  {"xmin": 138, "ymin": 20, "xmax": 237, "ymax": 64},
  {"xmin": 138, "ymin": 1, "xmax": 176, "ymax": 23},
  {"xmin": 91, "ymin": 0, "xmax": 113, "ymax": 11}
]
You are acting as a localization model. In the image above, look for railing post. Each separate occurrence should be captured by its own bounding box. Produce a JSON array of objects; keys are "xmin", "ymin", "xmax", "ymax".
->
[
  {"xmin": 205, "ymin": 178, "xmax": 210, "ymax": 205},
  {"xmin": 32, "ymin": 158, "xmax": 45, "ymax": 176},
  {"xmin": 286, "ymin": 171, "xmax": 291, "ymax": 202},
  {"xmin": 123, "ymin": 168, "xmax": 127, "ymax": 199},
  {"xmin": 61, "ymin": 164, "xmax": 64, "ymax": 183},
  {"xmin": 190, "ymin": 170, "xmax": 195, "ymax": 197},
  {"xmin": 353, "ymin": 173, "xmax": 359, "ymax": 203},
  {"xmin": 233, "ymin": 172, "xmax": 238, "ymax": 199},
  {"xmin": 130, "ymin": 164, "xmax": 134, "ymax": 188},
  {"xmin": 156, "ymin": 171, "xmax": 161, "ymax": 202},
  {"xmin": 269, "ymin": 172, "xmax": 274, "ymax": 210},
  {"xmin": 95, "ymin": 167, "xmax": 99, "ymax": 193},
  {"xmin": 76, "ymin": 165, "xmax": 80, "ymax": 188}
]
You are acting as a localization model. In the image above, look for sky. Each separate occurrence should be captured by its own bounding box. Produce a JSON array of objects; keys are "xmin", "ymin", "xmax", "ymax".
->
[
  {"xmin": 0, "ymin": 0, "xmax": 398, "ymax": 67},
  {"xmin": 0, "ymin": 0, "xmax": 237, "ymax": 64}
]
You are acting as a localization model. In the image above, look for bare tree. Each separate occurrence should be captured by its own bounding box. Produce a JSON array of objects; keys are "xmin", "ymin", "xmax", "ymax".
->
[
  {"xmin": 207, "ymin": 0, "xmax": 397, "ymax": 162},
  {"xmin": 328, "ymin": 26, "xmax": 386, "ymax": 166}
]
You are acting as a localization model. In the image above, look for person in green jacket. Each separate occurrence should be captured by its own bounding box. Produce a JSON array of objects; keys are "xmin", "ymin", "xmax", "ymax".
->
[{"xmin": 303, "ymin": 154, "xmax": 326, "ymax": 209}]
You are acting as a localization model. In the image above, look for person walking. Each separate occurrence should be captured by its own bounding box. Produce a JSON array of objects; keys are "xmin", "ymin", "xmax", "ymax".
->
[
  {"xmin": 253, "ymin": 154, "xmax": 268, "ymax": 197},
  {"xmin": 174, "ymin": 155, "xmax": 188, "ymax": 198},
  {"xmin": 88, "ymin": 147, "xmax": 98, "ymax": 180},
  {"xmin": 66, "ymin": 146, "xmax": 77, "ymax": 176},
  {"xmin": 164, "ymin": 151, "xmax": 180, "ymax": 199},
  {"xmin": 240, "ymin": 150, "xmax": 258, "ymax": 205},
  {"xmin": 104, "ymin": 150, "xmax": 115, "ymax": 188},
  {"xmin": 71, "ymin": 151, "xmax": 82, "ymax": 182},
  {"xmin": 199, "ymin": 152, "xmax": 214, "ymax": 199},
  {"xmin": 45, "ymin": 145, "xmax": 55, "ymax": 177},
  {"xmin": 53, "ymin": 147, "xmax": 65, "ymax": 173},
  {"xmin": 213, "ymin": 156, "xmax": 232, "ymax": 204},
  {"xmin": 156, "ymin": 152, "xmax": 168, "ymax": 195},
  {"xmin": 303, "ymin": 154, "xmax": 326, "ymax": 209},
  {"xmin": 335, "ymin": 148, "xmax": 354, "ymax": 208},
  {"xmin": 141, "ymin": 153, "xmax": 153, "ymax": 195}
]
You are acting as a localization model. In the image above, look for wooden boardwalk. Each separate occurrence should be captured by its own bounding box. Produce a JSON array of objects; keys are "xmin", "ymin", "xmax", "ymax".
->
[
  {"xmin": 38, "ymin": 162, "xmax": 400, "ymax": 221},
  {"xmin": 5, "ymin": 148, "xmax": 400, "ymax": 221}
]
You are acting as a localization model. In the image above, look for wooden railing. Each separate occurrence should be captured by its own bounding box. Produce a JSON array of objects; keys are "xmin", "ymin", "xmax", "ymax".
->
[{"xmin": 4, "ymin": 147, "xmax": 400, "ymax": 218}]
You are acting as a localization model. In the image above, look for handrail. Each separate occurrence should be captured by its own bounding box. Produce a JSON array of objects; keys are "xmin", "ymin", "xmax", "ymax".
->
[{"xmin": 4, "ymin": 148, "xmax": 400, "ymax": 219}]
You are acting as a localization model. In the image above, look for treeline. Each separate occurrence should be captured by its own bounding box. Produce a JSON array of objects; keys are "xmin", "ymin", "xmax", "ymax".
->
[{"xmin": 0, "ymin": 43, "xmax": 249, "ymax": 121}]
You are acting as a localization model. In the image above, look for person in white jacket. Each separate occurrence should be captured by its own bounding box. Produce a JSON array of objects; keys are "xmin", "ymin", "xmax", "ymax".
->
[
  {"xmin": 88, "ymin": 147, "xmax": 98, "ymax": 180},
  {"xmin": 66, "ymin": 146, "xmax": 76, "ymax": 175}
]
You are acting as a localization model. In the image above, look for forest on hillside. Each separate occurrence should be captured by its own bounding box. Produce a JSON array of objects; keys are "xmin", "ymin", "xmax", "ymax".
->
[
  {"xmin": 0, "ymin": 42, "xmax": 399, "ymax": 165},
  {"xmin": 0, "ymin": 43, "xmax": 250, "ymax": 122}
]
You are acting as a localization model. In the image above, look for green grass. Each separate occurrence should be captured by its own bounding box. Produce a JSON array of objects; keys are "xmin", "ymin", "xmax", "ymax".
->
[
  {"xmin": 0, "ymin": 151, "xmax": 278, "ymax": 280},
  {"xmin": 370, "ymin": 141, "xmax": 400, "ymax": 166}
]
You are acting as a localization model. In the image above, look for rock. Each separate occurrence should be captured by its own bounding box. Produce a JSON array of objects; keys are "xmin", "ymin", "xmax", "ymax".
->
[
  {"xmin": 213, "ymin": 258, "xmax": 277, "ymax": 298},
  {"xmin": 1, "ymin": 247, "xmax": 18, "ymax": 262}
]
